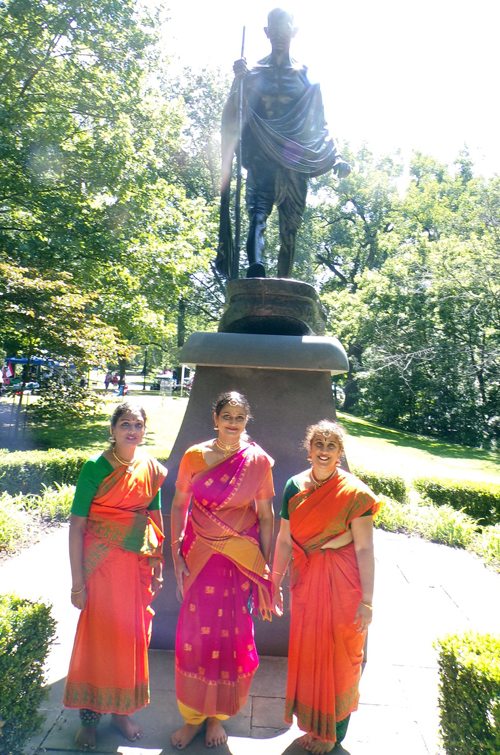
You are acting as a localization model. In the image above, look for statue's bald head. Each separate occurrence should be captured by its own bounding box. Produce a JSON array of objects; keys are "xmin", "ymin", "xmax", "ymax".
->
[
  {"xmin": 265, "ymin": 8, "xmax": 298, "ymax": 48},
  {"xmin": 267, "ymin": 8, "xmax": 294, "ymax": 27}
]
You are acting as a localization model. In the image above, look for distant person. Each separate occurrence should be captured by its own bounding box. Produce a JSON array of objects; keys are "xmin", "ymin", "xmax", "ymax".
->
[
  {"xmin": 104, "ymin": 372, "xmax": 112, "ymax": 390},
  {"xmin": 63, "ymin": 402, "xmax": 167, "ymax": 750},
  {"xmin": 111, "ymin": 374, "xmax": 119, "ymax": 387},
  {"xmin": 170, "ymin": 392, "xmax": 274, "ymax": 749},
  {"xmin": 272, "ymin": 420, "xmax": 379, "ymax": 754}
]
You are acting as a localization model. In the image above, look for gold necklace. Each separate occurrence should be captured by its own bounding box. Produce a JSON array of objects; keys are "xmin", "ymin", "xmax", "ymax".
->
[
  {"xmin": 215, "ymin": 438, "xmax": 241, "ymax": 457},
  {"xmin": 112, "ymin": 448, "xmax": 136, "ymax": 471},
  {"xmin": 310, "ymin": 468, "xmax": 338, "ymax": 488}
]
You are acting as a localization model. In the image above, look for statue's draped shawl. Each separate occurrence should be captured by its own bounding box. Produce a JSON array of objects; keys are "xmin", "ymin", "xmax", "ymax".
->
[
  {"xmin": 245, "ymin": 83, "xmax": 341, "ymax": 176},
  {"xmin": 217, "ymin": 65, "xmax": 342, "ymax": 277}
]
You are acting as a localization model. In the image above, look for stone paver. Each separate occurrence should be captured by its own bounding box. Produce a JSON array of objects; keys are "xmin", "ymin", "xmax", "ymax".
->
[{"xmin": 1, "ymin": 525, "xmax": 498, "ymax": 755}]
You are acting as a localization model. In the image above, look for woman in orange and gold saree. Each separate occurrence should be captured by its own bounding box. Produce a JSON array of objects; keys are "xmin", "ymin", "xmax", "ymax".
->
[
  {"xmin": 63, "ymin": 402, "xmax": 167, "ymax": 751},
  {"xmin": 272, "ymin": 420, "xmax": 379, "ymax": 755},
  {"xmin": 170, "ymin": 391, "xmax": 274, "ymax": 750}
]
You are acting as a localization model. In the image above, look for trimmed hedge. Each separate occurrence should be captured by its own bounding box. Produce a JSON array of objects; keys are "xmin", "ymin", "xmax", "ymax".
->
[
  {"xmin": 350, "ymin": 465, "xmax": 407, "ymax": 503},
  {"xmin": 0, "ymin": 594, "xmax": 56, "ymax": 755},
  {"xmin": 414, "ymin": 477, "xmax": 500, "ymax": 526},
  {"xmin": 0, "ymin": 449, "xmax": 88, "ymax": 496},
  {"xmin": 436, "ymin": 632, "xmax": 500, "ymax": 755}
]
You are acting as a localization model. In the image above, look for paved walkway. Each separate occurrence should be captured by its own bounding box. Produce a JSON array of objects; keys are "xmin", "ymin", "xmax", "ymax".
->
[{"xmin": 2, "ymin": 526, "xmax": 500, "ymax": 755}]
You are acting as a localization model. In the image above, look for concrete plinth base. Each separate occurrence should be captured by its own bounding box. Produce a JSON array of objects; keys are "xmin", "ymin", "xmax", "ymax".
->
[{"xmin": 152, "ymin": 332, "xmax": 348, "ymax": 654}]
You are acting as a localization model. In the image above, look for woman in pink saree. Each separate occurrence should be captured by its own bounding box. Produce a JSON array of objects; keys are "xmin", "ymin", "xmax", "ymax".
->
[{"xmin": 170, "ymin": 392, "xmax": 274, "ymax": 750}]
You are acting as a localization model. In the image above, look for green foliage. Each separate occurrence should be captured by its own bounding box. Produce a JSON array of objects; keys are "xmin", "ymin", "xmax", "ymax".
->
[
  {"xmin": 0, "ymin": 493, "xmax": 34, "ymax": 554},
  {"xmin": 414, "ymin": 477, "xmax": 500, "ymax": 526},
  {"xmin": 0, "ymin": 594, "xmax": 56, "ymax": 755},
  {"xmin": 32, "ymin": 379, "xmax": 104, "ymax": 424},
  {"xmin": 28, "ymin": 484, "xmax": 75, "ymax": 522},
  {"xmin": 0, "ymin": 449, "xmax": 87, "ymax": 495},
  {"xmin": 320, "ymin": 152, "xmax": 500, "ymax": 445},
  {"xmin": 350, "ymin": 465, "xmax": 407, "ymax": 502},
  {"xmin": 0, "ymin": 485, "xmax": 73, "ymax": 554},
  {"xmin": 470, "ymin": 524, "xmax": 500, "ymax": 572},
  {"xmin": 436, "ymin": 632, "xmax": 500, "ymax": 755},
  {"xmin": 375, "ymin": 495, "xmax": 479, "ymax": 547}
]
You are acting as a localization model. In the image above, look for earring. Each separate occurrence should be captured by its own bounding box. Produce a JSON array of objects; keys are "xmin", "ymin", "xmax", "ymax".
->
[
  {"xmin": 214, "ymin": 425, "xmax": 218, "ymax": 431},
  {"xmin": 109, "ymin": 435, "xmax": 116, "ymax": 444}
]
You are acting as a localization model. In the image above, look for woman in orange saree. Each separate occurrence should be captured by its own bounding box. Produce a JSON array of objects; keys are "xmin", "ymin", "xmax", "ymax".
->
[
  {"xmin": 63, "ymin": 402, "xmax": 167, "ymax": 751},
  {"xmin": 272, "ymin": 420, "xmax": 379, "ymax": 754},
  {"xmin": 170, "ymin": 391, "xmax": 274, "ymax": 750}
]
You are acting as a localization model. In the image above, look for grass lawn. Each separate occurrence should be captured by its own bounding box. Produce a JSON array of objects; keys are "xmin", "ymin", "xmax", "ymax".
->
[
  {"xmin": 30, "ymin": 393, "xmax": 189, "ymax": 461},
  {"xmin": 338, "ymin": 411, "xmax": 500, "ymax": 484}
]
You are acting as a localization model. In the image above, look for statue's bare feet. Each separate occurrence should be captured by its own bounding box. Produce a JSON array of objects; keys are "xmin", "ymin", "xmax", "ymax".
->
[
  {"xmin": 110, "ymin": 713, "xmax": 143, "ymax": 741},
  {"xmin": 299, "ymin": 733, "xmax": 336, "ymax": 753},
  {"xmin": 205, "ymin": 717, "xmax": 227, "ymax": 748},
  {"xmin": 170, "ymin": 722, "xmax": 204, "ymax": 750},
  {"xmin": 74, "ymin": 724, "xmax": 96, "ymax": 751}
]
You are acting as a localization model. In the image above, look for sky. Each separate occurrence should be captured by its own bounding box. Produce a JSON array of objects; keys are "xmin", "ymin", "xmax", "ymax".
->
[{"xmin": 159, "ymin": 0, "xmax": 500, "ymax": 178}]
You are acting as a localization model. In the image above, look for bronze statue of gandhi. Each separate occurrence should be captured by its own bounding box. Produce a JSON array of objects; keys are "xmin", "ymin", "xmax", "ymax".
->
[{"xmin": 217, "ymin": 8, "xmax": 351, "ymax": 280}]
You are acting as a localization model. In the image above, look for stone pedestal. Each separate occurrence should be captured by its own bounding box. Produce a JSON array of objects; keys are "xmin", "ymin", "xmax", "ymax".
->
[
  {"xmin": 152, "ymin": 332, "xmax": 348, "ymax": 654},
  {"xmin": 218, "ymin": 278, "xmax": 326, "ymax": 335}
]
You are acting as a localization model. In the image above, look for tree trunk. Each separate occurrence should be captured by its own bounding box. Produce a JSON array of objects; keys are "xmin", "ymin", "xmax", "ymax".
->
[
  {"xmin": 343, "ymin": 343, "xmax": 363, "ymax": 413},
  {"xmin": 177, "ymin": 298, "xmax": 186, "ymax": 348}
]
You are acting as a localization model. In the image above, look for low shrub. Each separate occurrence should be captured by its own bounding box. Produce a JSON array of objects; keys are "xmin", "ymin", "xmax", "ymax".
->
[
  {"xmin": 0, "ymin": 594, "xmax": 56, "ymax": 755},
  {"xmin": 350, "ymin": 466, "xmax": 407, "ymax": 503},
  {"xmin": 0, "ymin": 493, "xmax": 34, "ymax": 554},
  {"xmin": 0, "ymin": 485, "xmax": 74, "ymax": 555},
  {"xmin": 414, "ymin": 477, "xmax": 500, "ymax": 526},
  {"xmin": 375, "ymin": 495, "xmax": 478, "ymax": 548},
  {"xmin": 28, "ymin": 483, "xmax": 75, "ymax": 521},
  {"xmin": 436, "ymin": 632, "xmax": 500, "ymax": 754},
  {"xmin": 470, "ymin": 524, "xmax": 500, "ymax": 572},
  {"xmin": 0, "ymin": 449, "xmax": 87, "ymax": 495}
]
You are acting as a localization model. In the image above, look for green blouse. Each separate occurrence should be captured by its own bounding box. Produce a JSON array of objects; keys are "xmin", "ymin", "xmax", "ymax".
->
[{"xmin": 71, "ymin": 453, "xmax": 161, "ymax": 517}]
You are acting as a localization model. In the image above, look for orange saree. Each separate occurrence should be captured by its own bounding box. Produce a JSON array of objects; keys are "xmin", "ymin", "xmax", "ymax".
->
[
  {"xmin": 63, "ymin": 456, "xmax": 166, "ymax": 715},
  {"xmin": 285, "ymin": 470, "xmax": 380, "ymax": 743},
  {"xmin": 175, "ymin": 443, "xmax": 274, "ymax": 717}
]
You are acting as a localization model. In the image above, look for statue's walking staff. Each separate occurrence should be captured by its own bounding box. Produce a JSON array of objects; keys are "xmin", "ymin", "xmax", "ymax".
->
[{"xmin": 231, "ymin": 26, "xmax": 246, "ymax": 280}]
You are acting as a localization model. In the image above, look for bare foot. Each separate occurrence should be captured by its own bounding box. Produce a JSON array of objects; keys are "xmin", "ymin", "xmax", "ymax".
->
[
  {"xmin": 205, "ymin": 717, "xmax": 227, "ymax": 748},
  {"xmin": 110, "ymin": 713, "xmax": 143, "ymax": 741},
  {"xmin": 298, "ymin": 733, "xmax": 336, "ymax": 754},
  {"xmin": 74, "ymin": 724, "xmax": 96, "ymax": 751},
  {"xmin": 170, "ymin": 722, "xmax": 204, "ymax": 750}
]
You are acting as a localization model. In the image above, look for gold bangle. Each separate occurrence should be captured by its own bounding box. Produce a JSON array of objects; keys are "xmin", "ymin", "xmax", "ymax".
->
[
  {"xmin": 71, "ymin": 585, "xmax": 86, "ymax": 595},
  {"xmin": 360, "ymin": 601, "xmax": 373, "ymax": 610},
  {"xmin": 273, "ymin": 571, "xmax": 285, "ymax": 576},
  {"xmin": 154, "ymin": 577, "xmax": 164, "ymax": 583},
  {"xmin": 171, "ymin": 538, "xmax": 182, "ymax": 546}
]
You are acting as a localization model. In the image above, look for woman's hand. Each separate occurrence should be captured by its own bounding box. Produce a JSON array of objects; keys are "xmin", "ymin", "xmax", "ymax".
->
[
  {"xmin": 151, "ymin": 563, "xmax": 164, "ymax": 600},
  {"xmin": 71, "ymin": 586, "xmax": 87, "ymax": 611},
  {"xmin": 173, "ymin": 551, "xmax": 189, "ymax": 602},
  {"xmin": 354, "ymin": 601, "xmax": 373, "ymax": 632},
  {"xmin": 272, "ymin": 583, "xmax": 284, "ymax": 617}
]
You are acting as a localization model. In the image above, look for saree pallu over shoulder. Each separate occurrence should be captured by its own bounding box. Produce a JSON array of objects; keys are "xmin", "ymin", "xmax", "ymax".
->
[
  {"xmin": 289, "ymin": 470, "xmax": 379, "ymax": 588},
  {"xmin": 181, "ymin": 444, "xmax": 273, "ymax": 620},
  {"xmin": 83, "ymin": 457, "xmax": 167, "ymax": 581}
]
